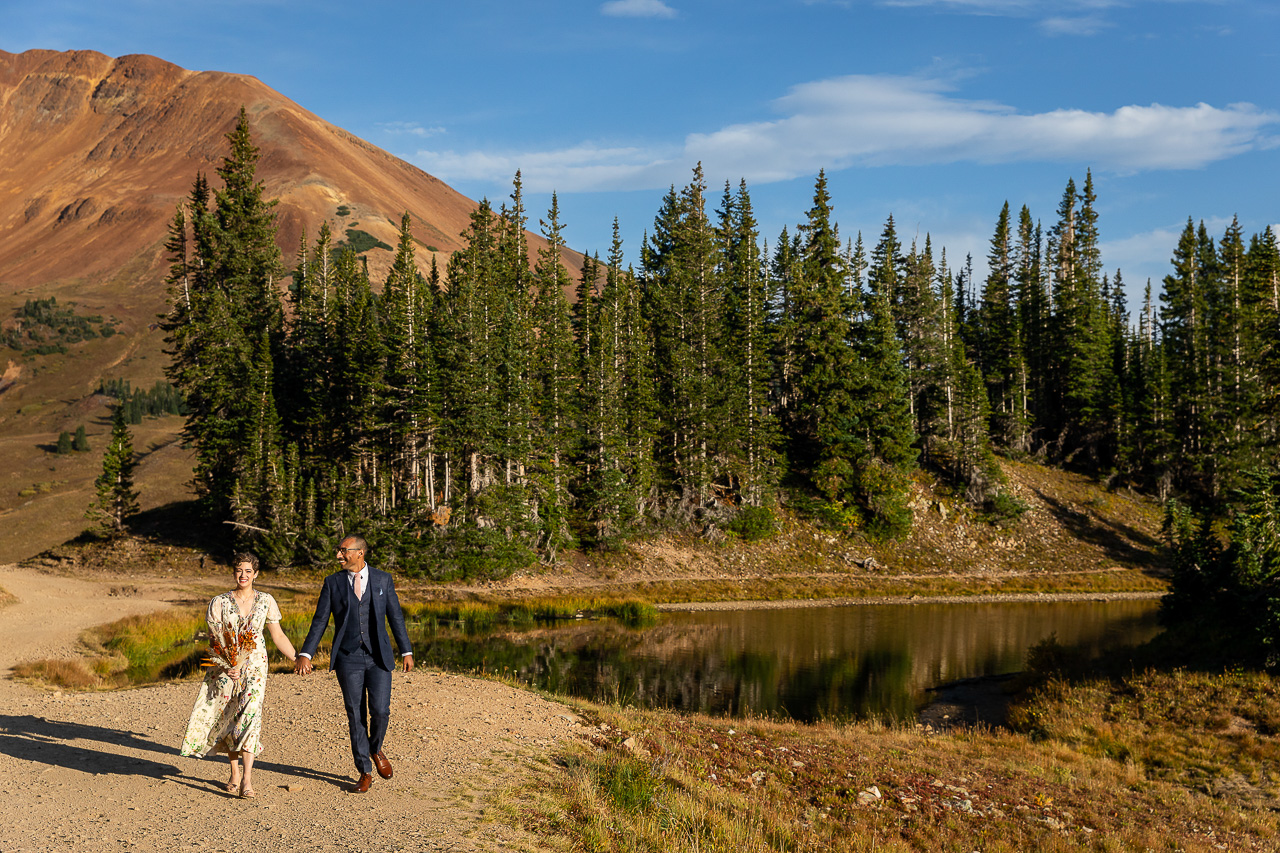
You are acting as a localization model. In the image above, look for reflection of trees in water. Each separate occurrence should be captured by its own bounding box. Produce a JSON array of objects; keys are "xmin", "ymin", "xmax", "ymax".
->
[
  {"xmin": 407, "ymin": 601, "xmax": 1159, "ymax": 723},
  {"xmin": 409, "ymin": 619, "xmax": 916, "ymax": 722}
]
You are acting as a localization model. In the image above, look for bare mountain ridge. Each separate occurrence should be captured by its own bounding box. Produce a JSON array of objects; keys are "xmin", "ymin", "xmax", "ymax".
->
[{"xmin": 0, "ymin": 48, "xmax": 549, "ymax": 316}]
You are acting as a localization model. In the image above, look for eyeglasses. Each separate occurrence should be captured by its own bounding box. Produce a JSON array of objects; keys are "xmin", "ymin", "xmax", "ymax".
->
[{"xmin": 336, "ymin": 547, "xmax": 364, "ymax": 555}]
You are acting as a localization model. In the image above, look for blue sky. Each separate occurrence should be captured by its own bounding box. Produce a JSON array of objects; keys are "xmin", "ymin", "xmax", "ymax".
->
[{"xmin": 5, "ymin": 0, "xmax": 1277, "ymax": 307}]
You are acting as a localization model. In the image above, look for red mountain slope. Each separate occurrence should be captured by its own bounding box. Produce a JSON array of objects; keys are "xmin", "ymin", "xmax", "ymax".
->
[{"xmin": 0, "ymin": 48, "xmax": 501, "ymax": 313}]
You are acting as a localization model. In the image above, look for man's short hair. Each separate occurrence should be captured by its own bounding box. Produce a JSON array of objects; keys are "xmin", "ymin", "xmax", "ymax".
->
[{"xmin": 341, "ymin": 534, "xmax": 368, "ymax": 552}]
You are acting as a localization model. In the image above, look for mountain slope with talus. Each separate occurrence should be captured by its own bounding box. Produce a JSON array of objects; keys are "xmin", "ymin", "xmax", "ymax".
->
[{"xmin": 0, "ymin": 47, "xmax": 490, "ymax": 308}]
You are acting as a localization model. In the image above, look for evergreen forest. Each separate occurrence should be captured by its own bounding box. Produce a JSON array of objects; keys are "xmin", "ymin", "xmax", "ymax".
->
[{"xmin": 162, "ymin": 109, "xmax": 1280, "ymax": 578}]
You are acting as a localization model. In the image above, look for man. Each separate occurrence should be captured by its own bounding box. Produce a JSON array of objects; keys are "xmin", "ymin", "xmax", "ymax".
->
[{"xmin": 295, "ymin": 535, "xmax": 414, "ymax": 793}]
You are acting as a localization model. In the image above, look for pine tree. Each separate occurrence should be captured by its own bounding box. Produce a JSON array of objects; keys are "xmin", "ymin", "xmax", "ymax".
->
[
  {"xmin": 1161, "ymin": 218, "xmax": 1215, "ymax": 495},
  {"xmin": 1046, "ymin": 173, "xmax": 1115, "ymax": 470},
  {"xmin": 73, "ymin": 424, "xmax": 90, "ymax": 452},
  {"xmin": 162, "ymin": 110, "xmax": 287, "ymax": 519},
  {"xmin": 896, "ymin": 236, "xmax": 943, "ymax": 442},
  {"xmin": 979, "ymin": 202, "xmax": 1029, "ymax": 450},
  {"xmin": 640, "ymin": 164, "xmax": 727, "ymax": 510},
  {"xmin": 717, "ymin": 179, "xmax": 779, "ymax": 505},
  {"xmin": 88, "ymin": 407, "xmax": 139, "ymax": 535},
  {"xmin": 1014, "ymin": 207, "xmax": 1047, "ymax": 446},
  {"xmin": 531, "ymin": 193, "xmax": 579, "ymax": 554},
  {"xmin": 790, "ymin": 172, "xmax": 855, "ymax": 497}
]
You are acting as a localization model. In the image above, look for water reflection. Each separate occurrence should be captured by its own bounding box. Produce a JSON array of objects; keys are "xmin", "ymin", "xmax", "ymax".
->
[{"xmin": 408, "ymin": 599, "xmax": 1160, "ymax": 723}]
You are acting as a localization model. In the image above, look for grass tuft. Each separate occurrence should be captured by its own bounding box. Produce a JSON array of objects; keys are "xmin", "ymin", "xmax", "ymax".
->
[{"xmin": 12, "ymin": 658, "xmax": 100, "ymax": 690}]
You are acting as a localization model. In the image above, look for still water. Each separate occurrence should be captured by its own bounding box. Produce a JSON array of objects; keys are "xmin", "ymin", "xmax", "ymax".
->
[{"xmin": 409, "ymin": 598, "xmax": 1161, "ymax": 723}]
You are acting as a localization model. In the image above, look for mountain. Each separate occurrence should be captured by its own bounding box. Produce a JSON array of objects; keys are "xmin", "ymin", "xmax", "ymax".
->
[
  {"xmin": 0, "ymin": 48, "xmax": 575, "ymax": 559},
  {"xmin": 0, "ymin": 48, "xmax": 497, "ymax": 309}
]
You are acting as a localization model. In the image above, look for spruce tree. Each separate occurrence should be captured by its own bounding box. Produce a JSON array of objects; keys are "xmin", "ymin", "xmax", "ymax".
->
[
  {"xmin": 531, "ymin": 193, "xmax": 579, "ymax": 554},
  {"xmin": 717, "ymin": 179, "xmax": 779, "ymax": 506},
  {"xmin": 790, "ymin": 172, "xmax": 856, "ymax": 498},
  {"xmin": 979, "ymin": 202, "xmax": 1028, "ymax": 450},
  {"xmin": 88, "ymin": 407, "xmax": 139, "ymax": 535},
  {"xmin": 640, "ymin": 164, "xmax": 727, "ymax": 510}
]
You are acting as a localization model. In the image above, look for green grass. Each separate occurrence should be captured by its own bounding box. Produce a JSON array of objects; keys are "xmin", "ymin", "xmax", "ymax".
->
[
  {"xmin": 12, "ymin": 596, "xmax": 658, "ymax": 691},
  {"xmin": 401, "ymin": 597, "xmax": 659, "ymax": 632}
]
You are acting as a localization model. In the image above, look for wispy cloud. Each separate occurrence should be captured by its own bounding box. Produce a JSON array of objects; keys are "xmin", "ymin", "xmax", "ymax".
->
[
  {"xmin": 813, "ymin": 1, "xmax": 1190, "ymax": 37},
  {"xmin": 412, "ymin": 143, "xmax": 683, "ymax": 194},
  {"xmin": 875, "ymin": 0, "xmax": 1123, "ymax": 11},
  {"xmin": 600, "ymin": 0, "xmax": 678, "ymax": 19},
  {"xmin": 410, "ymin": 73, "xmax": 1278, "ymax": 194},
  {"xmin": 377, "ymin": 121, "xmax": 446, "ymax": 138},
  {"xmin": 691, "ymin": 75, "xmax": 1277, "ymax": 174},
  {"xmin": 1039, "ymin": 14, "xmax": 1112, "ymax": 35}
]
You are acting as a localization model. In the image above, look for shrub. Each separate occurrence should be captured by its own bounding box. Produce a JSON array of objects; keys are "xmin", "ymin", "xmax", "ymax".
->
[
  {"xmin": 726, "ymin": 505, "xmax": 777, "ymax": 542},
  {"xmin": 341, "ymin": 228, "xmax": 392, "ymax": 254},
  {"xmin": 1161, "ymin": 468, "xmax": 1280, "ymax": 669},
  {"xmin": 983, "ymin": 491, "xmax": 1028, "ymax": 525}
]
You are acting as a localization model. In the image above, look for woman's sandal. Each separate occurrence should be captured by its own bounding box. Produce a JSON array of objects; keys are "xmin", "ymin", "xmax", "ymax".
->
[{"xmin": 239, "ymin": 784, "xmax": 256, "ymax": 799}]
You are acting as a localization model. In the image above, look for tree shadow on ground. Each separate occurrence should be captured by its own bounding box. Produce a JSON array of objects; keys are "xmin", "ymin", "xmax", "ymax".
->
[
  {"xmin": 1033, "ymin": 490, "xmax": 1165, "ymax": 573},
  {"xmin": 127, "ymin": 500, "xmax": 223, "ymax": 553},
  {"xmin": 0, "ymin": 713, "xmax": 349, "ymax": 788}
]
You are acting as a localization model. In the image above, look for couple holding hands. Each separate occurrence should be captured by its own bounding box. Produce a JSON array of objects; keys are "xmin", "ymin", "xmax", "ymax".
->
[{"xmin": 179, "ymin": 535, "xmax": 413, "ymax": 798}]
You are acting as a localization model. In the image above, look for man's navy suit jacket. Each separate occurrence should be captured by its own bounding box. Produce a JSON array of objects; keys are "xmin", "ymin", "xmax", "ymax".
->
[{"xmin": 300, "ymin": 567, "xmax": 413, "ymax": 672}]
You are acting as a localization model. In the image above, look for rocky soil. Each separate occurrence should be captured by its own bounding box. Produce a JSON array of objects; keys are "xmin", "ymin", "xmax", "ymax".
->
[{"xmin": 0, "ymin": 565, "xmax": 584, "ymax": 853}]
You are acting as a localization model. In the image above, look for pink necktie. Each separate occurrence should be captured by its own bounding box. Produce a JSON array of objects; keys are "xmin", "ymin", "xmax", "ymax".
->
[{"xmin": 353, "ymin": 572, "xmax": 363, "ymax": 600}]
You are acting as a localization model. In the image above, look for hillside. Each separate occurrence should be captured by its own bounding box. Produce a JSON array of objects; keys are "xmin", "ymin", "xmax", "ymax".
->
[
  {"xmin": 0, "ymin": 49, "xmax": 582, "ymax": 550},
  {"xmin": 0, "ymin": 50, "xmax": 492, "ymax": 309}
]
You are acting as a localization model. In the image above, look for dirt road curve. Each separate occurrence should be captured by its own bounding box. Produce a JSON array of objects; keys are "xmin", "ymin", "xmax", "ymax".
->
[{"xmin": 0, "ymin": 566, "xmax": 579, "ymax": 852}]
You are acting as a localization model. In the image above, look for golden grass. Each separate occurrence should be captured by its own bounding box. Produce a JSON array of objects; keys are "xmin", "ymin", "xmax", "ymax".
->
[
  {"xmin": 465, "ymin": 568, "xmax": 1166, "ymax": 610},
  {"xmin": 509, "ymin": 672, "xmax": 1280, "ymax": 852},
  {"xmin": 12, "ymin": 658, "xmax": 101, "ymax": 690},
  {"xmin": 0, "ymin": 584, "xmax": 16, "ymax": 607}
]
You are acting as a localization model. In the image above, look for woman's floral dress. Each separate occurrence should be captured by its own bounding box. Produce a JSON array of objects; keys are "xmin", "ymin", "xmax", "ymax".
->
[{"xmin": 180, "ymin": 591, "xmax": 281, "ymax": 757}]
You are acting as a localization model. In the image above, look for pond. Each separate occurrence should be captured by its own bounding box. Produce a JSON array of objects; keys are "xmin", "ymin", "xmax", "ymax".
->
[{"xmin": 408, "ymin": 597, "xmax": 1162, "ymax": 723}]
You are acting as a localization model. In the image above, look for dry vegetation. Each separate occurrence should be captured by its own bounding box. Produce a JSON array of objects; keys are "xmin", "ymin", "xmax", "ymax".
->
[{"xmin": 512, "ymin": 670, "xmax": 1280, "ymax": 852}]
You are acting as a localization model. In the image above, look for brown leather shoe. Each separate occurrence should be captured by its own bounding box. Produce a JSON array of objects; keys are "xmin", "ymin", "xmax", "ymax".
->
[
  {"xmin": 373, "ymin": 751, "xmax": 393, "ymax": 779},
  {"xmin": 352, "ymin": 772, "xmax": 373, "ymax": 793}
]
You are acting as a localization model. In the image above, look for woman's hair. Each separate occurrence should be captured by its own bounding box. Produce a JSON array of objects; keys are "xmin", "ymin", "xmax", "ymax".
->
[{"xmin": 232, "ymin": 551, "xmax": 260, "ymax": 572}]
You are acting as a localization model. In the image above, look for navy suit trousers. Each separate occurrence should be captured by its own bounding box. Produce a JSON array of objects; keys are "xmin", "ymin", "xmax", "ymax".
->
[{"xmin": 334, "ymin": 648, "xmax": 393, "ymax": 774}]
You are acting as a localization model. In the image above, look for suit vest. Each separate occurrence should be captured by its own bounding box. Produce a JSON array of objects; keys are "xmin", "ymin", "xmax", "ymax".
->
[{"xmin": 339, "ymin": 577, "xmax": 373, "ymax": 655}]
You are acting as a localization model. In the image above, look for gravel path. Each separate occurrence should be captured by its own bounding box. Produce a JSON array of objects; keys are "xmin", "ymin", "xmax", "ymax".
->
[{"xmin": 0, "ymin": 565, "xmax": 581, "ymax": 852}]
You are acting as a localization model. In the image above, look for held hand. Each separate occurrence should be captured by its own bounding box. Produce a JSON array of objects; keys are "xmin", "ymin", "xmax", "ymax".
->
[
  {"xmin": 226, "ymin": 666, "xmax": 242, "ymax": 681},
  {"xmin": 402, "ymin": 655, "xmax": 414, "ymax": 674},
  {"xmin": 294, "ymin": 656, "xmax": 313, "ymax": 676}
]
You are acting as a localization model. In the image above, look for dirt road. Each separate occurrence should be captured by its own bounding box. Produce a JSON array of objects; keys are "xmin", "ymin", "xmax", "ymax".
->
[{"xmin": 0, "ymin": 565, "xmax": 579, "ymax": 852}]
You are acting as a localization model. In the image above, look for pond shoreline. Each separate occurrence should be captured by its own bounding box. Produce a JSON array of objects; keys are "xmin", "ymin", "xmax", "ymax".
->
[{"xmin": 657, "ymin": 589, "xmax": 1166, "ymax": 612}]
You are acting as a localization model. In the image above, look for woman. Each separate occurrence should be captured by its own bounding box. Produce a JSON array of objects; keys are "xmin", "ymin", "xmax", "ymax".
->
[{"xmin": 180, "ymin": 552, "xmax": 296, "ymax": 798}]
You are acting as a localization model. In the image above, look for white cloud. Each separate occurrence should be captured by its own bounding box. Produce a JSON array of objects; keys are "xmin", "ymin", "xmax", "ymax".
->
[
  {"xmin": 378, "ymin": 121, "xmax": 446, "ymax": 138},
  {"xmin": 877, "ymin": 0, "xmax": 1123, "ymax": 11},
  {"xmin": 601, "ymin": 0, "xmax": 677, "ymax": 19},
  {"xmin": 409, "ymin": 74, "xmax": 1278, "ymax": 194},
  {"xmin": 1038, "ymin": 14, "xmax": 1111, "ymax": 35},
  {"xmin": 688, "ymin": 75, "xmax": 1278, "ymax": 176},
  {"xmin": 412, "ymin": 143, "xmax": 684, "ymax": 193}
]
